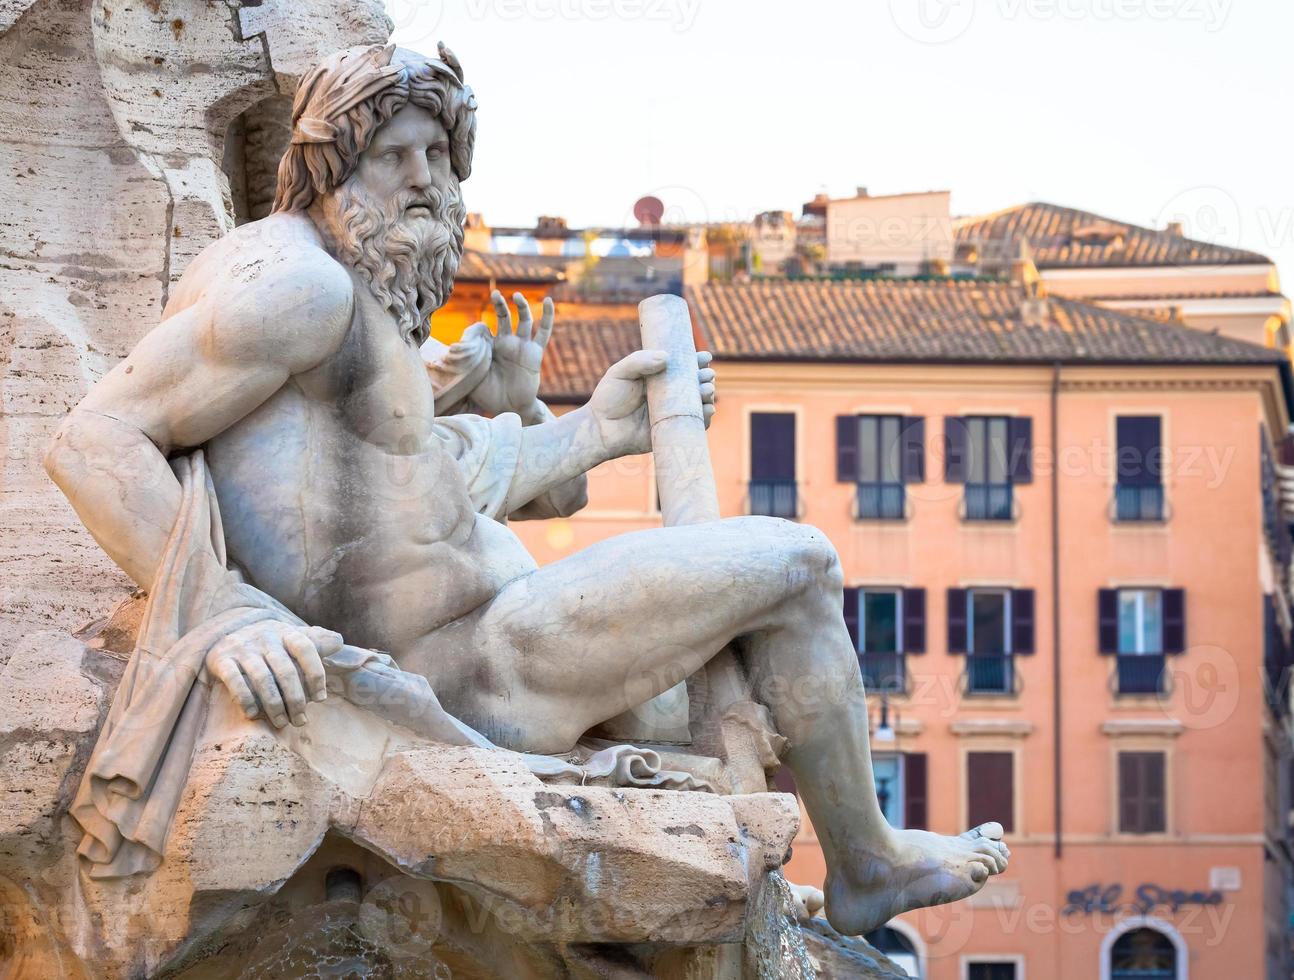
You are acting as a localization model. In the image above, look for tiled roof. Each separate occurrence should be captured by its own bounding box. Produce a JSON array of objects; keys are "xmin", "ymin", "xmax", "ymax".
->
[
  {"xmin": 539, "ymin": 313, "xmax": 640, "ymax": 402},
  {"xmin": 954, "ymin": 202, "xmax": 1270, "ymax": 269},
  {"xmin": 685, "ymin": 279, "xmax": 1285, "ymax": 367},
  {"xmin": 456, "ymin": 250, "xmax": 566, "ymax": 284}
]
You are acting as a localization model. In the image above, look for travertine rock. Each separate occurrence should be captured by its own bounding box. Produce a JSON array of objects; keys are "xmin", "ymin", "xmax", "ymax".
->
[
  {"xmin": 0, "ymin": 625, "xmax": 804, "ymax": 977},
  {"xmin": 0, "ymin": 0, "xmax": 389, "ymax": 650}
]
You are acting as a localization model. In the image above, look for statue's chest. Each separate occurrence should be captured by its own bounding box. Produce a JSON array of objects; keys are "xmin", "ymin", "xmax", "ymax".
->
[{"xmin": 317, "ymin": 289, "xmax": 435, "ymax": 448}]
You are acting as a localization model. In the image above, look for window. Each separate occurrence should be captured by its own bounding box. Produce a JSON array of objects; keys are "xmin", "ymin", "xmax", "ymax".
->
[
  {"xmin": 845, "ymin": 587, "xmax": 925, "ymax": 693},
  {"xmin": 870, "ymin": 752, "xmax": 927, "ymax": 830},
  {"xmin": 1110, "ymin": 927, "xmax": 1177, "ymax": 980},
  {"xmin": 948, "ymin": 588, "xmax": 1034, "ymax": 694},
  {"xmin": 967, "ymin": 965, "xmax": 1018, "ymax": 980},
  {"xmin": 836, "ymin": 414, "xmax": 924, "ymax": 519},
  {"xmin": 1115, "ymin": 416, "xmax": 1165, "ymax": 521},
  {"xmin": 749, "ymin": 412, "xmax": 796, "ymax": 518},
  {"xmin": 945, "ymin": 416, "xmax": 1031, "ymax": 521},
  {"xmin": 1119, "ymin": 751, "xmax": 1167, "ymax": 834},
  {"xmin": 864, "ymin": 927, "xmax": 921, "ymax": 978},
  {"xmin": 1099, "ymin": 589, "xmax": 1185, "ymax": 695},
  {"xmin": 967, "ymin": 751, "xmax": 1015, "ymax": 834}
]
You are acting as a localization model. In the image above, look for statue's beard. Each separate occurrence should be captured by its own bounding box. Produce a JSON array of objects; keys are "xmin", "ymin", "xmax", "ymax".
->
[{"xmin": 317, "ymin": 178, "xmax": 465, "ymax": 342}]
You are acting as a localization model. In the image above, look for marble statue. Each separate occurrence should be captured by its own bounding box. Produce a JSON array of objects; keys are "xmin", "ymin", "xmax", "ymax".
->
[{"xmin": 43, "ymin": 41, "xmax": 1008, "ymax": 941}]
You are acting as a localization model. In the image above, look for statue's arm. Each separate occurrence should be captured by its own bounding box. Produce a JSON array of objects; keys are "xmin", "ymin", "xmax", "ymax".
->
[{"xmin": 44, "ymin": 257, "xmax": 354, "ymax": 591}]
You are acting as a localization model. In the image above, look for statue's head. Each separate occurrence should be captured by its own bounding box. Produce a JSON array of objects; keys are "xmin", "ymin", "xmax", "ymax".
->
[{"xmin": 273, "ymin": 43, "xmax": 478, "ymax": 339}]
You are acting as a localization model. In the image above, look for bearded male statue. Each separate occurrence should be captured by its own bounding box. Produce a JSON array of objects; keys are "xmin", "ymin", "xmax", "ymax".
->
[{"xmin": 44, "ymin": 43, "xmax": 1008, "ymax": 936}]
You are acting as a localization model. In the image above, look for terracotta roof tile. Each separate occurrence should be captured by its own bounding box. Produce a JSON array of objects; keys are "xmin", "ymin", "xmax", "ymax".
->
[
  {"xmin": 539, "ymin": 313, "xmax": 640, "ymax": 402},
  {"xmin": 954, "ymin": 202, "xmax": 1269, "ymax": 269},
  {"xmin": 456, "ymin": 250, "xmax": 566, "ymax": 284},
  {"xmin": 685, "ymin": 279, "xmax": 1284, "ymax": 367}
]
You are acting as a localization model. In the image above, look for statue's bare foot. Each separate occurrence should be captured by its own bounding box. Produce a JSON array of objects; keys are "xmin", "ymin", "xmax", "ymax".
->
[{"xmin": 824, "ymin": 823, "xmax": 1009, "ymax": 936}]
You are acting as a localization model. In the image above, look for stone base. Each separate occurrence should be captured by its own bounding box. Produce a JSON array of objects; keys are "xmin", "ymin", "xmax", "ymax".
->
[{"xmin": 0, "ymin": 621, "xmax": 904, "ymax": 978}]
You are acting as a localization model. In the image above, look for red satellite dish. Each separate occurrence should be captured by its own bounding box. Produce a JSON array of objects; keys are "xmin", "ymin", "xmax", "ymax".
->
[{"xmin": 633, "ymin": 195, "xmax": 665, "ymax": 227}]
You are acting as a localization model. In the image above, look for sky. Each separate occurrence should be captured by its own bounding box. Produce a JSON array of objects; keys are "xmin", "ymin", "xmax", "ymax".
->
[{"xmin": 392, "ymin": 0, "xmax": 1293, "ymax": 286}]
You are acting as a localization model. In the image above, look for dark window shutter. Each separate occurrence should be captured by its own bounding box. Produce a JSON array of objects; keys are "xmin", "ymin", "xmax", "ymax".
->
[
  {"xmin": 843, "ymin": 587, "xmax": 860, "ymax": 652},
  {"xmin": 967, "ymin": 751, "xmax": 1014, "ymax": 833},
  {"xmin": 1119, "ymin": 751, "xmax": 1166, "ymax": 834},
  {"xmin": 1098, "ymin": 588, "xmax": 1119, "ymax": 654},
  {"xmin": 947, "ymin": 588, "xmax": 968, "ymax": 653},
  {"xmin": 1009, "ymin": 416, "xmax": 1033, "ymax": 484},
  {"xmin": 944, "ymin": 416, "xmax": 968, "ymax": 484},
  {"xmin": 901, "ymin": 417, "xmax": 926, "ymax": 484},
  {"xmin": 903, "ymin": 588, "xmax": 926, "ymax": 653},
  {"xmin": 751, "ymin": 413, "xmax": 796, "ymax": 481},
  {"xmin": 1163, "ymin": 588, "xmax": 1186, "ymax": 654},
  {"xmin": 1012, "ymin": 588, "xmax": 1035, "ymax": 654},
  {"xmin": 904, "ymin": 753, "xmax": 928, "ymax": 830},
  {"xmin": 836, "ymin": 415, "xmax": 859, "ymax": 483},
  {"xmin": 1117, "ymin": 416, "xmax": 1163, "ymax": 487}
]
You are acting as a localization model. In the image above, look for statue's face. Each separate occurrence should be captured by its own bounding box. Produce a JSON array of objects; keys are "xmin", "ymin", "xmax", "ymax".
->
[{"xmin": 352, "ymin": 102, "xmax": 453, "ymax": 219}]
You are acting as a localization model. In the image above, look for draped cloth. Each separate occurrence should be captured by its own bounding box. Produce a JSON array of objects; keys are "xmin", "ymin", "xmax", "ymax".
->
[
  {"xmin": 69, "ymin": 452, "xmax": 405, "ymax": 879},
  {"xmin": 71, "ymin": 450, "xmax": 710, "ymax": 879}
]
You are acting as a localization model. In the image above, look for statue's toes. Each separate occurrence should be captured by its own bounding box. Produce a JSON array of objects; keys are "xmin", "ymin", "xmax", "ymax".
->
[{"xmin": 962, "ymin": 821, "xmax": 1005, "ymax": 842}]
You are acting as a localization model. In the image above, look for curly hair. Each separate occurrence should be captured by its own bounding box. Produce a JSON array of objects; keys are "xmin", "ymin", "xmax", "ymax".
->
[{"xmin": 272, "ymin": 45, "xmax": 477, "ymax": 214}]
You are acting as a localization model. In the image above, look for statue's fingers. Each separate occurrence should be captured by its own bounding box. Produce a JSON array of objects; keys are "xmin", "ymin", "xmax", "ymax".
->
[
  {"xmin": 608, "ymin": 349, "xmax": 667, "ymax": 380},
  {"xmin": 536, "ymin": 296, "xmax": 555, "ymax": 348},
  {"xmin": 699, "ymin": 382, "xmax": 715, "ymax": 400},
  {"xmin": 284, "ymin": 631, "xmax": 328, "ymax": 702},
  {"xmin": 697, "ymin": 351, "xmax": 713, "ymax": 367},
  {"xmin": 698, "ymin": 367, "xmax": 715, "ymax": 384},
  {"xmin": 703, "ymin": 402, "xmax": 716, "ymax": 429},
  {"xmin": 490, "ymin": 289, "xmax": 513, "ymax": 335},
  {"xmin": 512, "ymin": 292, "xmax": 533, "ymax": 341},
  {"xmin": 210, "ymin": 656, "xmax": 259, "ymax": 719},
  {"xmin": 264, "ymin": 644, "xmax": 308, "ymax": 726},
  {"xmin": 303, "ymin": 625, "xmax": 344, "ymax": 658},
  {"xmin": 240, "ymin": 647, "xmax": 288, "ymax": 728}
]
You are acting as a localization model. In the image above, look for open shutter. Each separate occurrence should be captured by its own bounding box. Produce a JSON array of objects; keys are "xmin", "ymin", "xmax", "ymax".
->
[
  {"xmin": 842, "ymin": 587, "xmax": 860, "ymax": 652},
  {"xmin": 944, "ymin": 416, "xmax": 968, "ymax": 483},
  {"xmin": 1144, "ymin": 753, "xmax": 1166, "ymax": 832},
  {"xmin": 901, "ymin": 417, "xmax": 925, "ymax": 484},
  {"xmin": 904, "ymin": 753, "xmax": 928, "ymax": 830},
  {"xmin": 903, "ymin": 588, "xmax": 926, "ymax": 653},
  {"xmin": 947, "ymin": 588, "xmax": 968, "ymax": 653},
  {"xmin": 836, "ymin": 415, "xmax": 859, "ymax": 483},
  {"xmin": 1011, "ymin": 589, "xmax": 1035, "ymax": 654},
  {"xmin": 1098, "ymin": 589, "xmax": 1119, "ymax": 654},
  {"xmin": 1009, "ymin": 416, "xmax": 1033, "ymax": 484},
  {"xmin": 1163, "ymin": 588, "xmax": 1186, "ymax": 654}
]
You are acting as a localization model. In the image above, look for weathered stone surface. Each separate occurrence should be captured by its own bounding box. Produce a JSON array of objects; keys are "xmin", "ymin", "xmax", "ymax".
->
[
  {"xmin": 0, "ymin": 0, "xmax": 390, "ymax": 651},
  {"xmin": 0, "ymin": 630, "xmax": 802, "ymax": 977}
]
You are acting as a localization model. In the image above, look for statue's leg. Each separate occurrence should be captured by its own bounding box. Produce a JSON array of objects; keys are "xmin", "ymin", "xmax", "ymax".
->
[{"xmin": 404, "ymin": 514, "xmax": 1009, "ymax": 935}]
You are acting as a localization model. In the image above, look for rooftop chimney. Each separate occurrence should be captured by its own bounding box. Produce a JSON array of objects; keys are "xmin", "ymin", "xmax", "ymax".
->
[
  {"xmin": 1166, "ymin": 221, "xmax": 1184, "ymax": 236},
  {"xmin": 856, "ymin": 186, "xmax": 870, "ymax": 198},
  {"xmin": 1020, "ymin": 295, "xmax": 1049, "ymax": 327}
]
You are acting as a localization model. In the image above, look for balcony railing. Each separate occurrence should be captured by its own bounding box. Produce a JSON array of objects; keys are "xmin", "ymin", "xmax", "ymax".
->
[
  {"xmin": 965, "ymin": 653, "xmax": 1015, "ymax": 694},
  {"xmin": 1117, "ymin": 653, "xmax": 1167, "ymax": 695},
  {"xmin": 964, "ymin": 483, "xmax": 1013, "ymax": 521},
  {"xmin": 856, "ymin": 482, "xmax": 905, "ymax": 520},
  {"xmin": 859, "ymin": 651, "xmax": 906, "ymax": 693},
  {"xmin": 749, "ymin": 480, "xmax": 798, "ymax": 519},
  {"xmin": 1115, "ymin": 484, "xmax": 1165, "ymax": 522}
]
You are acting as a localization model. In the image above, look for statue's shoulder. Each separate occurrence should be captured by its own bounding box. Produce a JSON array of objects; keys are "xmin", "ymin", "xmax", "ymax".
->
[{"xmin": 169, "ymin": 212, "xmax": 354, "ymax": 328}]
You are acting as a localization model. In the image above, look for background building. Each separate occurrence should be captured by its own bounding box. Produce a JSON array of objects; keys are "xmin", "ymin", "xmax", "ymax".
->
[{"xmin": 454, "ymin": 272, "xmax": 1294, "ymax": 980}]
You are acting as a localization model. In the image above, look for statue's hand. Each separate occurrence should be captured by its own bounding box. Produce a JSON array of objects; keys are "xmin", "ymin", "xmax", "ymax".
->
[
  {"xmin": 468, "ymin": 290, "xmax": 554, "ymax": 419},
  {"xmin": 588, "ymin": 349, "xmax": 715, "ymax": 456},
  {"xmin": 205, "ymin": 621, "xmax": 340, "ymax": 728}
]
